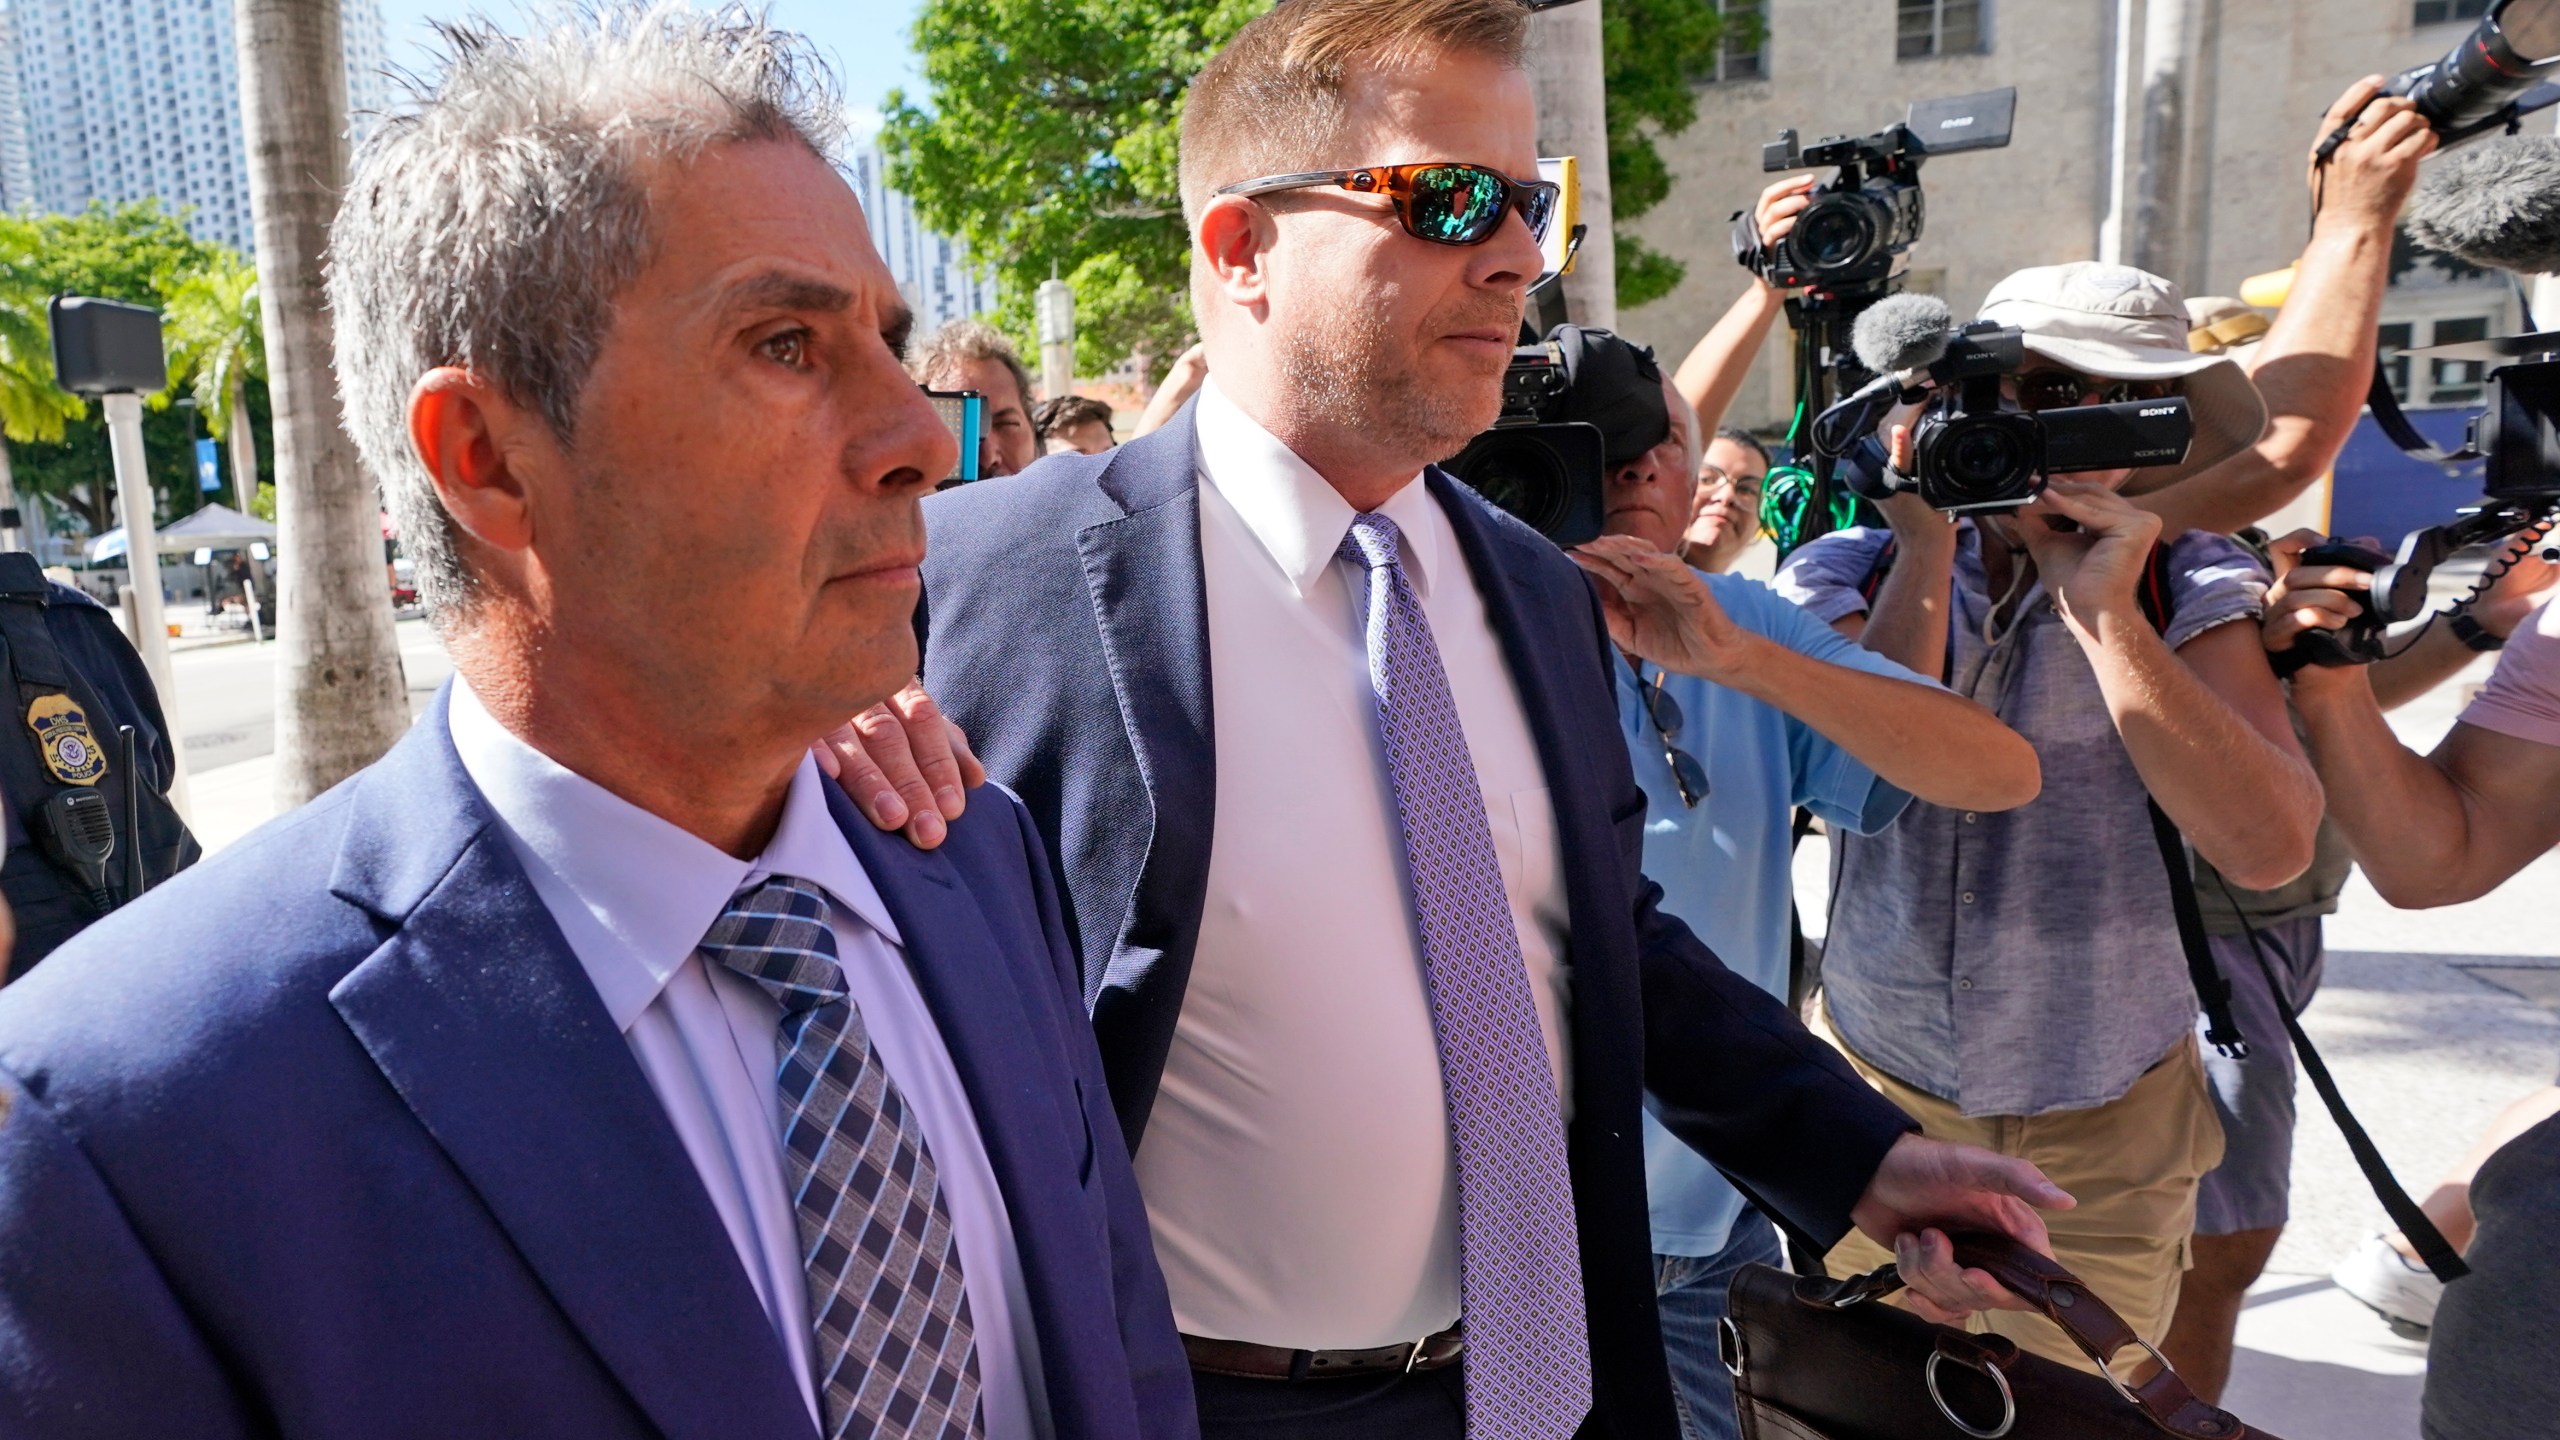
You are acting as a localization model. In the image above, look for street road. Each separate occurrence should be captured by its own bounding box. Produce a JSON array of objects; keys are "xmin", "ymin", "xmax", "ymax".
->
[{"xmin": 170, "ymin": 618, "xmax": 454, "ymax": 774}]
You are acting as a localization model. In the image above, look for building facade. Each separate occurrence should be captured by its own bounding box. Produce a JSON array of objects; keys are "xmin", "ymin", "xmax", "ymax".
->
[
  {"xmin": 0, "ymin": 0, "xmax": 392, "ymax": 253},
  {"xmin": 1627, "ymin": 0, "xmax": 2519, "ymax": 431},
  {"xmin": 849, "ymin": 138, "xmax": 995, "ymax": 339}
]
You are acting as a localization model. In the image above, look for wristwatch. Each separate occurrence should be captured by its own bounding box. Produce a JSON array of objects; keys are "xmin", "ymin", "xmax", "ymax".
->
[{"xmin": 2451, "ymin": 613, "xmax": 2507, "ymax": 652}]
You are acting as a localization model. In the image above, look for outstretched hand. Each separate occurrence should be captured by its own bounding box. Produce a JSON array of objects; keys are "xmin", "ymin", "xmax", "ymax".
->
[
  {"xmin": 813, "ymin": 679, "xmax": 986, "ymax": 849},
  {"xmin": 1850, "ymin": 1133, "xmax": 2076, "ymax": 1324},
  {"xmin": 2309, "ymin": 75, "xmax": 2437, "ymax": 226},
  {"xmin": 1570, "ymin": 535, "xmax": 1759, "ymax": 682}
]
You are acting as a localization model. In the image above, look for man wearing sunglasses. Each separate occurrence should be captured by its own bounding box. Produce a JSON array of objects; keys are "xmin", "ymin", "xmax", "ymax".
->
[
  {"xmin": 1563, "ymin": 329, "xmax": 2040, "ymax": 1440},
  {"xmin": 1773, "ymin": 261, "xmax": 2325, "ymax": 1377},
  {"xmin": 827, "ymin": 2, "xmax": 2077, "ymax": 1437}
]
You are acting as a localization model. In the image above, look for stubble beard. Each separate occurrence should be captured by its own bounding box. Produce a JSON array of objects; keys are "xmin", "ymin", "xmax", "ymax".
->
[{"xmin": 1275, "ymin": 300, "xmax": 1512, "ymax": 468}]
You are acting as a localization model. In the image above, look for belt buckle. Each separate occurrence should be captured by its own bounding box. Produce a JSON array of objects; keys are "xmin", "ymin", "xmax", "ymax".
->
[{"xmin": 1403, "ymin": 1336, "xmax": 1429, "ymax": 1374}]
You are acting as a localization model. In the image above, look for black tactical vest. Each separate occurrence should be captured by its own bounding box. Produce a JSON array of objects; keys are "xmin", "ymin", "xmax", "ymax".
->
[{"xmin": 0, "ymin": 552, "xmax": 199, "ymax": 976}]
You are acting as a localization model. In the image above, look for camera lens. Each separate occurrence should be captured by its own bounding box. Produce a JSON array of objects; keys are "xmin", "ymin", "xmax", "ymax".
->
[
  {"xmin": 1932, "ymin": 415, "xmax": 2034, "ymax": 505},
  {"xmin": 1796, "ymin": 200, "xmax": 1879, "ymax": 277},
  {"xmin": 1463, "ymin": 434, "xmax": 1575, "ymax": 535}
]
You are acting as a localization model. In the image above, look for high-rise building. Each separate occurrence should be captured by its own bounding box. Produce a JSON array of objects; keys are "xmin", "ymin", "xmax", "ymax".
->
[
  {"xmin": 0, "ymin": 0, "xmax": 393, "ymax": 253},
  {"xmin": 849, "ymin": 137, "xmax": 996, "ymax": 338}
]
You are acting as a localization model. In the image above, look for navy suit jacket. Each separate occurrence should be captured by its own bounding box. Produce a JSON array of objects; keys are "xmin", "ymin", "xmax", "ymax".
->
[
  {"xmin": 918, "ymin": 406, "xmax": 1918, "ymax": 1439},
  {"xmin": 0, "ymin": 690, "xmax": 1195, "ymax": 1440}
]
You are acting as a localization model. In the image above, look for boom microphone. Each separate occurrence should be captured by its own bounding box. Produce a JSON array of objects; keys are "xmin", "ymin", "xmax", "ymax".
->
[
  {"xmin": 2405, "ymin": 133, "xmax": 2560, "ymax": 275},
  {"xmin": 1850, "ymin": 293, "xmax": 1958, "ymax": 378}
]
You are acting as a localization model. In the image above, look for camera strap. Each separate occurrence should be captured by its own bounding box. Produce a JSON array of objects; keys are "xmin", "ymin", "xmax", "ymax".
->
[
  {"xmin": 2200, "ymin": 868, "xmax": 2472, "ymax": 1284},
  {"xmin": 2365, "ymin": 354, "xmax": 2480, "ymax": 465}
]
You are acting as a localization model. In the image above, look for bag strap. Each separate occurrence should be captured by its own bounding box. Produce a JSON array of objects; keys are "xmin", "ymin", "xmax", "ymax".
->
[
  {"xmin": 1798, "ymin": 1231, "xmax": 2254, "ymax": 1440},
  {"xmin": 2365, "ymin": 355, "xmax": 2477, "ymax": 465},
  {"xmin": 2122, "ymin": 539, "xmax": 2252, "ymax": 1058},
  {"xmin": 2199, "ymin": 871, "xmax": 2471, "ymax": 1283}
]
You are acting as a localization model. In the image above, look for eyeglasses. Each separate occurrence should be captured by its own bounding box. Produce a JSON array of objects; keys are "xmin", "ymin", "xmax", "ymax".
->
[
  {"xmin": 1699, "ymin": 465, "xmax": 1766, "ymax": 502},
  {"xmin": 1216, "ymin": 163, "xmax": 1561, "ymax": 248},
  {"xmin": 1629, "ymin": 659, "xmax": 1710, "ymax": 808},
  {"xmin": 2013, "ymin": 368, "xmax": 2179, "ymax": 414}
]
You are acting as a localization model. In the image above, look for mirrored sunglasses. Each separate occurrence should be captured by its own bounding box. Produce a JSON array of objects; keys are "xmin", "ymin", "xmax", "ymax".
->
[{"xmin": 1216, "ymin": 163, "xmax": 1560, "ymax": 248}]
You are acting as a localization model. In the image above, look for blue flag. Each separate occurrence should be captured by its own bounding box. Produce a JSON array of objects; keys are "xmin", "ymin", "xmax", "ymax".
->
[{"xmin": 195, "ymin": 438, "xmax": 220, "ymax": 493}]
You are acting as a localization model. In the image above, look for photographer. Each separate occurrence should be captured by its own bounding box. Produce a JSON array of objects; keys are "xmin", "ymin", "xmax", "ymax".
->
[
  {"xmin": 1772, "ymin": 261, "xmax": 2323, "ymax": 1376},
  {"xmin": 1564, "ymin": 331, "xmax": 2039, "ymax": 1438},
  {"xmin": 2269, "ymin": 539, "xmax": 2560, "ymax": 1439}
]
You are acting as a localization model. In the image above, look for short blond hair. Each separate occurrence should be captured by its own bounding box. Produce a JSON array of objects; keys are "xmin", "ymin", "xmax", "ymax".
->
[{"xmin": 1177, "ymin": 0, "xmax": 1533, "ymax": 226}]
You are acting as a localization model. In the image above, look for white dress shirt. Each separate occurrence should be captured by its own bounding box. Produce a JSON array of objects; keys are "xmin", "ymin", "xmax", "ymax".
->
[
  {"xmin": 1131, "ymin": 379, "xmax": 1573, "ymax": 1350},
  {"xmin": 447, "ymin": 681, "xmax": 1046, "ymax": 1440}
]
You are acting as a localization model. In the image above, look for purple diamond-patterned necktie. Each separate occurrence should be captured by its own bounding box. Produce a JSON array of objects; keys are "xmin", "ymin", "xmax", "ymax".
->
[
  {"xmin": 700, "ymin": 876, "xmax": 986, "ymax": 1440},
  {"xmin": 1337, "ymin": 511, "xmax": 1592, "ymax": 1439}
]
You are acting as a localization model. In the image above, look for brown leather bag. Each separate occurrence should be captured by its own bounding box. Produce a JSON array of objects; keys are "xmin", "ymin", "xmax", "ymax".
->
[{"xmin": 1720, "ymin": 1233, "xmax": 2280, "ymax": 1440}]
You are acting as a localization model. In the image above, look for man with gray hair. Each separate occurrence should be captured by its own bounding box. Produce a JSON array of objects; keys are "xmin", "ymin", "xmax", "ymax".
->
[
  {"xmin": 0, "ymin": 10, "xmax": 1191, "ymax": 1440},
  {"xmin": 911, "ymin": 320, "xmax": 1040, "ymax": 479}
]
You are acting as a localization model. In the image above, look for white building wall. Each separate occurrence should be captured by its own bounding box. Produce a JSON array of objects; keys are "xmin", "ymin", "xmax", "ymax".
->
[
  {"xmin": 1, "ymin": 0, "xmax": 391, "ymax": 252},
  {"xmin": 849, "ymin": 139, "xmax": 994, "ymax": 337}
]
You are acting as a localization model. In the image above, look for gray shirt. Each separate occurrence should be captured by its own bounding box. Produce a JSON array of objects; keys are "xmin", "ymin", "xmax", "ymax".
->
[{"xmin": 1775, "ymin": 522, "xmax": 2267, "ymax": 1117}]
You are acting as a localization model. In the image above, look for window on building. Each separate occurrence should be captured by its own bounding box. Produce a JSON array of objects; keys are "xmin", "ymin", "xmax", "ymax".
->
[
  {"xmin": 2429, "ymin": 315, "xmax": 2491, "ymax": 404},
  {"xmin": 1706, "ymin": 0, "xmax": 1766, "ymax": 83},
  {"xmin": 2413, "ymin": 1, "xmax": 2493, "ymax": 26},
  {"xmin": 1900, "ymin": 0, "xmax": 1988, "ymax": 59}
]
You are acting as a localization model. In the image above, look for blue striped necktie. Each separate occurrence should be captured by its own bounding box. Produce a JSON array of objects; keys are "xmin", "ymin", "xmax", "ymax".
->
[
  {"xmin": 699, "ymin": 876, "xmax": 986, "ymax": 1440},
  {"xmin": 1337, "ymin": 511, "xmax": 1593, "ymax": 1439}
]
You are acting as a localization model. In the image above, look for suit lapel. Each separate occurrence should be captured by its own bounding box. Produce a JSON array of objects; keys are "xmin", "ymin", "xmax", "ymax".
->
[
  {"xmin": 328, "ymin": 702, "xmax": 815, "ymax": 1440},
  {"xmin": 1071, "ymin": 409, "xmax": 1218, "ymax": 1143},
  {"xmin": 1430, "ymin": 468, "xmax": 1593, "ymax": 788}
]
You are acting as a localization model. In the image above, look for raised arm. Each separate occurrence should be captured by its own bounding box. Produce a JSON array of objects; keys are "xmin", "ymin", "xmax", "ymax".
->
[
  {"xmin": 2135, "ymin": 78, "xmax": 2434, "ymax": 536},
  {"xmin": 1671, "ymin": 176, "xmax": 1810, "ymax": 434}
]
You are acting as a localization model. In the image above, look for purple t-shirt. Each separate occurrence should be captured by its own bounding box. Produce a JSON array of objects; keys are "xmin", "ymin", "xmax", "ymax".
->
[{"xmin": 2463, "ymin": 598, "xmax": 2560, "ymax": 748}]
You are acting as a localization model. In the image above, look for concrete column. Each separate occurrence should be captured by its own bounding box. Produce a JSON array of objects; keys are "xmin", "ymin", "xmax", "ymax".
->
[{"xmin": 1527, "ymin": 0, "xmax": 1615, "ymax": 329}]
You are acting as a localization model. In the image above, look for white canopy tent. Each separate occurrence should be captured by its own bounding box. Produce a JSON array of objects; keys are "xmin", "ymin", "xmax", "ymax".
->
[{"xmin": 86, "ymin": 502, "xmax": 277, "ymax": 564}]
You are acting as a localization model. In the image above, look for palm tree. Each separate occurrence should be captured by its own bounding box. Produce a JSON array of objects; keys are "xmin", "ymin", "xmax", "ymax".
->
[
  {"xmin": 0, "ymin": 237, "xmax": 90, "ymax": 552},
  {"xmin": 165, "ymin": 253, "xmax": 266, "ymax": 517},
  {"xmin": 235, "ymin": 0, "xmax": 407, "ymax": 804}
]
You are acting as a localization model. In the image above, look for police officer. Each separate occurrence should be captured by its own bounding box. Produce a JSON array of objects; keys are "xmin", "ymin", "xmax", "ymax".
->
[{"xmin": 0, "ymin": 551, "xmax": 196, "ymax": 977}]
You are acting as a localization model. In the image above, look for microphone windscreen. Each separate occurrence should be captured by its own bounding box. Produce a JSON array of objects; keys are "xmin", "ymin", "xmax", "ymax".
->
[
  {"xmin": 1850, "ymin": 293, "xmax": 1956, "ymax": 377},
  {"xmin": 2405, "ymin": 135, "xmax": 2560, "ymax": 277}
]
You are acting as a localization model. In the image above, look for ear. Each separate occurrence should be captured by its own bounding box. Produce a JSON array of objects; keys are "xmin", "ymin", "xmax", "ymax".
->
[
  {"xmin": 1195, "ymin": 194, "xmax": 1278, "ymax": 314},
  {"xmin": 407, "ymin": 367, "xmax": 547, "ymax": 557}
]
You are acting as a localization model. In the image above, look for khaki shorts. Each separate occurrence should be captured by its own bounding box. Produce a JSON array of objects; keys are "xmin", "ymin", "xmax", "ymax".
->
[{"xmin": 1811, "ymin": 994, "xmax": 2225, "ymax": 1380}]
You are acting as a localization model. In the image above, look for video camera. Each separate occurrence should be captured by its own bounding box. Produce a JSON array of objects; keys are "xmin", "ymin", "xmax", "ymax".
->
[
  {"xmin": 1737, "ymin": 89, "xmax": 2015, "ymax": 298},
  {"xmin": 1817, "ymin": 320, "xmax": 2196, "ymax": 513},
  {"xmin": 1442, "ymin": 326, "xmax": 1667, "ymax": 547}
]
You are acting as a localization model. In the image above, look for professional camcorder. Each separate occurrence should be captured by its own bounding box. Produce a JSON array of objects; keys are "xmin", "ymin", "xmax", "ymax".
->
[
  {"xmin": 1817, "ymin": 319, "xmax": 2195, "ymax": 514},
  {"xmin": 1736, "ymin": 89, "xmax": 2015, "ymax": 298},
  {"xmin": 1442, "ymin": 325, "xmax": 1666, "ymax": 546}
]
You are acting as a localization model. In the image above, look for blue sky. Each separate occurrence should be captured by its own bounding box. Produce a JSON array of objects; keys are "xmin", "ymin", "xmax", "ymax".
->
[{"xmin": 371, "ymin": 0, "xmax": 931, "ymax": 127}]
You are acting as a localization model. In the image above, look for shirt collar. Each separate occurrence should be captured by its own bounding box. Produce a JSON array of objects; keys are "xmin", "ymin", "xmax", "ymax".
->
[
  {"xmin": 1194, "ymin": 376, "xmax": 1444, "ymax": 600},
  {"xmin": 448, "ymin": 678, "xmax": 900, "ymax": 1032}
]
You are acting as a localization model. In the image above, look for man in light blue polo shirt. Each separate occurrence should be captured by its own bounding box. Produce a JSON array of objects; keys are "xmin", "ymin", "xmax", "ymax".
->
[{"xmin": 1570, "ymin": 349, "xmax": 2043, "ymax": 1439}]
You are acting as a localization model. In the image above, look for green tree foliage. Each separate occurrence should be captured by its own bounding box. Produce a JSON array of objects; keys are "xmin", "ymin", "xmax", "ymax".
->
[
  {"xmin": 1602, "ymin": 0, "xmax": 1747, "ymax": 310},
  {"xmin": 884, "ymin": 0, "xmax": 1737, "ymax": 362},
  {"xmin": 0, "ymin": 202, "xmax": 269, "ymax": 540},
  {"xmin": 164, "ymin": 253, "xmax": 265, "ymax": 444},
  {"xmin": 882, "ymin": 0, "xmax": 1262, "ymax": 381}
]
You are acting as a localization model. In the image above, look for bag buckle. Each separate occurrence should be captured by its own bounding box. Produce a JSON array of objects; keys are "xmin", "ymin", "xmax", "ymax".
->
[{"xmin": 1925, "ymin": 1347, "xmax": 2017, "ymax": 1440}]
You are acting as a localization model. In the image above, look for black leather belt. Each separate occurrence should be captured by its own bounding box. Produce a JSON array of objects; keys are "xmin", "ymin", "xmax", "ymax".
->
[{"xmin": 1182, "ymin": 1325, "xmax": 1464, "ymax": 1380}]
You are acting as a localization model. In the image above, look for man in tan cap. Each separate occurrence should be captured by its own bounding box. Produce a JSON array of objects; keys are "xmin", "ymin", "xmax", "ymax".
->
[{"xmin": 1770, "ymin": 257, "xmax": 2325, "ymax": 1381}]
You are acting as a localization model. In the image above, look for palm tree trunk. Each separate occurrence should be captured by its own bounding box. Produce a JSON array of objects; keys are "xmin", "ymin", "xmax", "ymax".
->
[
  {"xmin": 236, "ymin": 0, "xmax": 406, "ymax": 805},
  {"xmin": 225, "ymin": 372, "xmax": 260, "ymax": 515},
  {"xmin": 0, "ymin": 438, "xmax": 19, "ymax": 552},
  {"xmin": 1525, "ymin": 1, "xmax": 1616, "ymax": 328}
]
